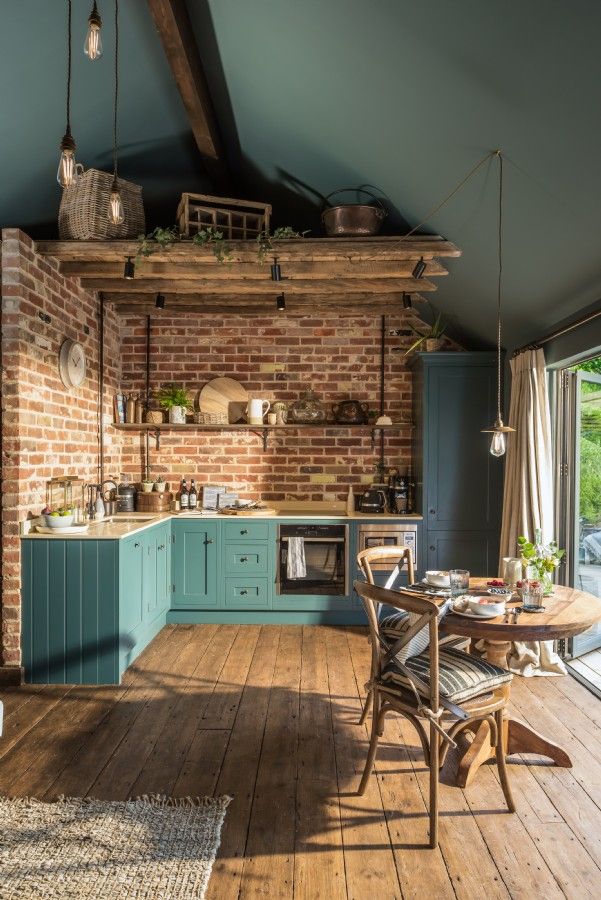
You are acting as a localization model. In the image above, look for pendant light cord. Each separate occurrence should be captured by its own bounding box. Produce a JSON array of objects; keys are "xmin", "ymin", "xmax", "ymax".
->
[
  {"xmin": 112, "ymin": 0, "xmax": 119, "ymax": 180},
  {"xmin": 365, "ymin": 150, "xmax": 497, "ymax": 260},
  {"xmin": 496, "ymin": 150, "xmax": 504, "ymax": 422},
  {"xmin": 66, "ymin": 0, "xmax": 72, "ymax": 134}
]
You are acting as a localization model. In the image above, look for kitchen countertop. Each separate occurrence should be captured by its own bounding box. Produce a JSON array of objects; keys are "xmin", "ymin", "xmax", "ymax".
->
[{"xmin": 21, "ymin": 505, "xmax": 422, "ymax": 539}]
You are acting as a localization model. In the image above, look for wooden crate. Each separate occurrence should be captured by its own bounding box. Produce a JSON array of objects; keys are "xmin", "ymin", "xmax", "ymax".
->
[{"xmin": 177, "ymin": 193, "xmax": 271, "ymax": 239}]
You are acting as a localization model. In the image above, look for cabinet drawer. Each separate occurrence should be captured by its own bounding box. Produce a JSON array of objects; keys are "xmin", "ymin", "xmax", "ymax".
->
[
  {"xmin": 223, "ymin": 521, "xmax": 271, "ymax": 542},
  {"xmin": 224, "ymin": 577, "xmax": 271, "ymax": 609},
  {"xmin": 224, "ymin": 543, "xmax": 270, "ymax": 575}
]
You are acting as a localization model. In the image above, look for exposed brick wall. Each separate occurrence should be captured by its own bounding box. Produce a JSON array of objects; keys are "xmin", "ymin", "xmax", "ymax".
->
[
  {"xmin": 118, "ymin": 313, "xmax": 419, "ymax": 501},
  {"xmin": 0, "ymin": 229, "xmax": 121, "ymax": 668}
]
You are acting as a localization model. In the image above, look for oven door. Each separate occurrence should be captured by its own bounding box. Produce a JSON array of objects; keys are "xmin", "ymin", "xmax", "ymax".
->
[{"xmin": 278, "ymin": 533, "xmax": 348, "ymax": 595}]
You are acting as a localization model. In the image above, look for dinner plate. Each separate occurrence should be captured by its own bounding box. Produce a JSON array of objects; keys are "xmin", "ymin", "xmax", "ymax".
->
[
  {"xmin": 449, "ymin": 604, "xmax": 500, "ymax": 620},
  {"xmin": 199, "ymin": 377, "xmax": 249, "ymax": 423}
]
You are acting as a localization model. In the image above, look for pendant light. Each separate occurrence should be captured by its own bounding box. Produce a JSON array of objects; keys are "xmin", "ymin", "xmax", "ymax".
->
[
  {"xmin": 108, "ymin": 0, "xmax": 124, "ymax": 225},
  {"xmin": 57, "ymin": 0, "xmax": 79, "ymax": 187},
  {"xmin": 482, "ymin": 151, "xmax": 515, "ymax": 457},
  {"xmin": 84, "ymin": 1, "xmax": 103, "ymax": 59}
]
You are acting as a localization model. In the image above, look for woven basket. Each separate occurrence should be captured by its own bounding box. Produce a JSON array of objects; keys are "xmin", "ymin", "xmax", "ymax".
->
[
  {"xmin": 59, "ymin": 168, "xmax": 145, "ymax": 240},
  {"xmin": 194, "ymin": 411, "xmax": 228, "ymax": 425}
]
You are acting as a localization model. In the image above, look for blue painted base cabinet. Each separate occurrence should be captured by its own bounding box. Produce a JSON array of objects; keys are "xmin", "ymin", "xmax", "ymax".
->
[{"xmin": 22, "ymin": 521, "xmax": 171, "ymax": 685}]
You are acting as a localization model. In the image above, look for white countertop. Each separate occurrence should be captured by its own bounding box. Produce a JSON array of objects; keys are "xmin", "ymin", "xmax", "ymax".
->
[{"xmin": 21, "ymin": 505, "xmax": 422, "ymax": 539}]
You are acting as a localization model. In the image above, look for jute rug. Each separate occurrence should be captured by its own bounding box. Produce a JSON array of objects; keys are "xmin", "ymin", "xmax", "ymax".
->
[{"xmin": 0, "ymin": 794, "xmax": 231, "ymax": 899}]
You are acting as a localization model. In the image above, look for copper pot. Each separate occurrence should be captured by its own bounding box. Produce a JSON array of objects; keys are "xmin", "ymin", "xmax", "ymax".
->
[{"xmin": 321, "ymin": 188, "xmax": 387, "ymax": 237}]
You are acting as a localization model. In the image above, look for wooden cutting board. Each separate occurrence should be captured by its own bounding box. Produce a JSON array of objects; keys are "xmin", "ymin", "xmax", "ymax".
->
[
  {"xmin": 220, "ymin": 507, "xmax": 277, "ymax": 517},
  {"xmin": 199, "ymin": 377, "xmax": 248, "ymax": 423}
]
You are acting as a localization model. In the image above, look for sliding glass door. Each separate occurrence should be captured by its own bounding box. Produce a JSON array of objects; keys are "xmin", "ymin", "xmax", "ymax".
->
[{"xmin": 561, "ymin": 363, "xmax": 601, "ymax": 657}]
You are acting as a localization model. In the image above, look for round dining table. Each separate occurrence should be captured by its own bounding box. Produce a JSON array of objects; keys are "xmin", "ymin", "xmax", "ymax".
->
[{"xmin": 440, "ymin": 577, "xmax": 601, "ymax": 787}]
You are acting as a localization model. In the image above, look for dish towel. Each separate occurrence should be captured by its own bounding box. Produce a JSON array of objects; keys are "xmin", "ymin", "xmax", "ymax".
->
[{"xmin": 287, "ymin": 537, "xmax": 306, "ymax": 579}]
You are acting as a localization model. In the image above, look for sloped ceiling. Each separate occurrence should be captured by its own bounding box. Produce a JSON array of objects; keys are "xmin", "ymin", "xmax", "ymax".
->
[{"xmin": 2, "ymin": 0, "xmax": 601, "ymax": 349}]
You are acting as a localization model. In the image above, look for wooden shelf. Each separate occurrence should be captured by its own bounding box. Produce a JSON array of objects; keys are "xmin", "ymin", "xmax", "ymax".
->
[
  {"xmin": 35, "ymin": 235, "xmax": 461, "ymax": 316},
  {"xmin": 112, "ymin": 421, "xmax": 412, "ymax": 451},
  {"xmin": 112, "ymin": 422, "xmax": 410, "ymax": 431}
]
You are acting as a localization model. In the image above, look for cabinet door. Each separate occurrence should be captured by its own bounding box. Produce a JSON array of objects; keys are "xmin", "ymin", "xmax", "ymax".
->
[
  {"xmin": 172, "ymin": 521, "xmax": 219, "ymax": 608},
  {"xmin": 426, "ymin": 530, "xmax": 496, "ymax": 577},
  {"xmin": 120, "ymin": 537, "xmax": 144, "ymax": 633},
  {"xmin": 155, "ymin": 527, "xmax": 169, "ymax": 613},
  {"xmin": 426, "ymin": 365, "xmax": 501, "ymax": 531}
]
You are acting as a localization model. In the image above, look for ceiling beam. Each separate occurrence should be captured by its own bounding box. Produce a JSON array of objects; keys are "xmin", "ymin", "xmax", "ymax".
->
[
  {"xmin": 147, "ymin": 0, "xmax": 228, "ymax": 185},
  {"xmin": 90, "ymin": 277, "xmax": 436, "ymax": 295}
]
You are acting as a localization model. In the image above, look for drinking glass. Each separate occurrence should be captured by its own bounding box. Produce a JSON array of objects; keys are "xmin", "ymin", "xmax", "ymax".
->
[{"xmin": 449, "ymin": 568, "xmax": 470, "ymax": 597}]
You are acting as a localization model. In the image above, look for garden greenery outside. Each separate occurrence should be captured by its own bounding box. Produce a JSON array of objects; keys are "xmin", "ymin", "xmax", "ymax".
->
[{"xmin": 575, "ymin": 358, "xmax": 601, "ymax": 525}]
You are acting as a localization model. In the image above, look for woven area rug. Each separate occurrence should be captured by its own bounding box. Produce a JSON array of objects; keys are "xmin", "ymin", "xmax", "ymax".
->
[{"xmin": 0, "ymin": 794, "xmax": 231, "ymax": 899}]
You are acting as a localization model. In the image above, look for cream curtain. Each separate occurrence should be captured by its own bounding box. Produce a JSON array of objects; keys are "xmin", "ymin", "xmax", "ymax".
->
[{"xmin": 499, "ymin": 348, "xmax": 567, "ymax": 676}]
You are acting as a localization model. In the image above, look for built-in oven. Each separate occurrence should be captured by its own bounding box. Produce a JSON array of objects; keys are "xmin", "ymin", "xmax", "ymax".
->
[
  {"xmin": 277, "ymin": 524, "xmax": 349, "ymax": 595},
  {"xmin": 357, "ymin": 523, "xmax": 418, "ymax": 571}
]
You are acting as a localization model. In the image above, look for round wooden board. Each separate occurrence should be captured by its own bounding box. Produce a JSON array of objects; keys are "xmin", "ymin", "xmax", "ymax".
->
[
  {"xmin": 220, "ymin": 507, "xmax": 277, "ymax": 517},
  {"xmin": 199, "ymin": 377, "xmax": 248, "ymax": 423}
]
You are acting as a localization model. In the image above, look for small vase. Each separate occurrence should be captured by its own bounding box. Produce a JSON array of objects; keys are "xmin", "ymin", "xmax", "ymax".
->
[
  {"xmin": 141, "ymin": 482, "xmax": 153, "ymax": 493},
  {"xmin": 425, "ymin": 338, "xmax": 443, "ymax": 352},
  {"xmin": 541, "ymin": 572, "xmax": 554, "ymax": 596},
  {"xmin": 169, "ymin": 405, "xmax": 186, "ymax": 424},
  {"xmin": 154, "ymin": 481, "xmax": 166, "ymax": 494}
]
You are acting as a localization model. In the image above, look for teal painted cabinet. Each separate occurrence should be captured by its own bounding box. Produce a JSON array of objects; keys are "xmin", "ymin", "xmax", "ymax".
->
[
  {"xmin": 411, "ymin": 352, "xmax": 503, "ymax": 576},
  {"xmin": 171, "ymin": 520, "xmax": 219, "ymax": 608},
  {"xmin": 22, "ymin": 521, "xmax": 172, "ymax": 685},
  {"xmin": 21, "ymin": 539, "xmax": 119, "ymax": 684}
]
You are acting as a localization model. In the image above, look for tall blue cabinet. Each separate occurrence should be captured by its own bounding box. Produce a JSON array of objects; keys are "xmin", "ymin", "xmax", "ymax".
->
[{"xmin": 411, "ymin": 352, "xmax": 503, "ymax": 576}]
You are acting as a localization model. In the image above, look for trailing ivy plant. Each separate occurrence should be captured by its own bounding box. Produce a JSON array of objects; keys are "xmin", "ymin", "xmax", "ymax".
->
[
  {"xmin": 256, "ymin": 226, "xmax": 309, "ymax": 263},
  {"xmin": 136, "ymin": 226, "xmax": 180, "ymax": 265},
  {"xmin": 135, "ymin": 223, "xmax": 308, "ymax": 266},
  {"xmin": 192, "ymin": 225, "xmax": 232, "ymax": 263}
]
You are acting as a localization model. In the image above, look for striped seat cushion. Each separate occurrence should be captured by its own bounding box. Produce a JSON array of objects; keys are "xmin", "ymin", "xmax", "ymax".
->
[
  {"xmin": 378, "ymin": 601, "xmax": 451, "ymax": 663},
  {"xmin": 379, "ymin": 611, "xmax": 467, "ymax": 650},
  {"xmin": 381, "ymin": 646, "xmax": 512, "ymax": 704}
]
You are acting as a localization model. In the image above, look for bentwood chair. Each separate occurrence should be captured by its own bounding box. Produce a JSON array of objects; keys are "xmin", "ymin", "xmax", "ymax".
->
[
  {"xmin": 356, "ymin": 546, "xmax": 415, "ymax": 725},
  {"xmin": 354, "ymin": 580, "xmax": 515, "ymax": 848}
]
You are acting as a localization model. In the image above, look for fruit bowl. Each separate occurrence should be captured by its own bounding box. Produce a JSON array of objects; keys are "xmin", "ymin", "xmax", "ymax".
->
[
  {"xmin": 467, "ymin": 595, "xmax": 507, "ymax": 617},
  {"xmin": 44, "ymin": 512, "xmax": 75, "ymax": 528},
  {"xmin": 424, "ymin": 570, "xmax": 451, "ymax": 588}
]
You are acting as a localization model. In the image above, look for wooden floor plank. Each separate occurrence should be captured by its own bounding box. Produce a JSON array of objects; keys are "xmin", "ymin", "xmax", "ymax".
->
[
  {"xmin": 205, "ymin": 625, "xmax": 282, "ymax": 900},
  {"xmin": 44, "ymin": 624, "xmax": 200, "ymax": 800},
  {"xmin": 325, "ymin": 626, "xmax": 403, "ymax": 900},
  {"xmin": 293, "ymin": 626, "xmax": 346, "ymax": 900},
  {"xmin": 89, "ymin": 625, "xmax": 238, "ymax": 800},
  {"xmin": 238, "ymin": 626, "xmax": 303, "ymax": 899},
  {"xmin": 5, "ymin": 623, "xmax": 601, "ymax": 899}
]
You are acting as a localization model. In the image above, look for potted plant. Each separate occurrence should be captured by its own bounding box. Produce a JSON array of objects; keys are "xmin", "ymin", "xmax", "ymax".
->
[
  {"xmin": 158, "ymin": 384, "xmax": 190, "ymax": 424},
  {"xmin": 154, "ymin": 477, "xmax": 167, "ymax": 494},
  {"xmin": 404, "ymin": 309, "xmax": 447, "ymax": 355},
  {"xmin": 141, "ymin": 476, "xmax": 154, "ymax": 493}
]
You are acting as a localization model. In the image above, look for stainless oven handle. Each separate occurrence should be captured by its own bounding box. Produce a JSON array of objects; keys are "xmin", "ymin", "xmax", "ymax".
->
[{"xmin": 280, "ymin": 536, "xmax": 343, "ymax": 543}]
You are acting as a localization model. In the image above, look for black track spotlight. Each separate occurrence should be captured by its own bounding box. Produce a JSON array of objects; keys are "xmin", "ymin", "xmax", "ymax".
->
[
  {"xmin": 276, "ymin": 292, "xmax": 286, "ymax": 312},
  {"xmin": 412, "ymin": 257, "xmax": 426, "ymax": 279},
  {"xmin": 270, "ymin": 256, "xmax": 282, "ymax": 282},
  {"xmin": 155, "ymin": 293, "xmax": 165, "ymax": 309},
  {"xmin": 402, "ymin": 292, "xmax": 412, "ymax": 310},
  {"xmin": 123, "ymin": 256, "xmax": 135, "ymax": 279}
]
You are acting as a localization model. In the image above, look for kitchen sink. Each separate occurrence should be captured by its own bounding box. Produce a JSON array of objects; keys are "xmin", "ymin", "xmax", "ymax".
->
[{"xmin": 95, "ymin": 516, "xmax": 158, "ymax": 524}]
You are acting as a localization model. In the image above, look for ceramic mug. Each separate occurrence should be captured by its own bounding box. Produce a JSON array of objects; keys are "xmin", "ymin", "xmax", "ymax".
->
[
  {"xmin": 247, "ymin": 398, "xmax": 270, "ymax": 425},
  {"xmin": 502, "ymin": 557, "xmax": 522, "ymax": 587},
  {"xmin": 267, "ymin": 413, "xmax": 277, "ymax": 425}
]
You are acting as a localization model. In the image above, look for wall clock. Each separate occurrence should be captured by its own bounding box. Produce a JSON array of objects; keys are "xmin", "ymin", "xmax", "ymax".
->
[{"xmin": 58, "ymin": 339, "xmax": 86, "ymax": 388}]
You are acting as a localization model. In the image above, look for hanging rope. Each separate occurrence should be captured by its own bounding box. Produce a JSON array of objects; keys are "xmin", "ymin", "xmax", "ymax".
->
[
  {"xmin": 496, "ymin": 150, "xmax": 504, "ymax": 420},
  {"xmin": 364, "ymin": 149, "xmax": 497, "ymax": 260}
]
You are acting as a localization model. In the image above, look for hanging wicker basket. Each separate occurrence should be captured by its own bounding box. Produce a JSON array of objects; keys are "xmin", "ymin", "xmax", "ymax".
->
[{"xmin": 58, "ymin": 168, "xmax": 145, "ymax": 240}]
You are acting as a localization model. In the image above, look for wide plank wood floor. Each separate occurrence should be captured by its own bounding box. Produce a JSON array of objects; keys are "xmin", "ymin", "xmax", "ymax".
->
[{"xmin": 2, "ymin": 624, "xmax": 601, "ymax": 898}]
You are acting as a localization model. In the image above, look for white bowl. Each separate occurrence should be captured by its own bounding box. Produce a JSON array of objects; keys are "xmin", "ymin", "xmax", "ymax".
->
[
  {"xmin": 467, "ymin": 596, "xmax": 506, "ymax": 617},
  {"xmin": 424, "ymin": 570, "xmax": 451, "ymax": 588},
  {"xmin": 44, "ymin": 513, "xmax": 74, "ymax": 528}
]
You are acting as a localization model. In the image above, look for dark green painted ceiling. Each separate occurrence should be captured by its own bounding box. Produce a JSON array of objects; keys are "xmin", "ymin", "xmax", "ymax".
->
[{"xmin": 2, "ymin": 1, "xmax": 601, "ymax": 349}]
